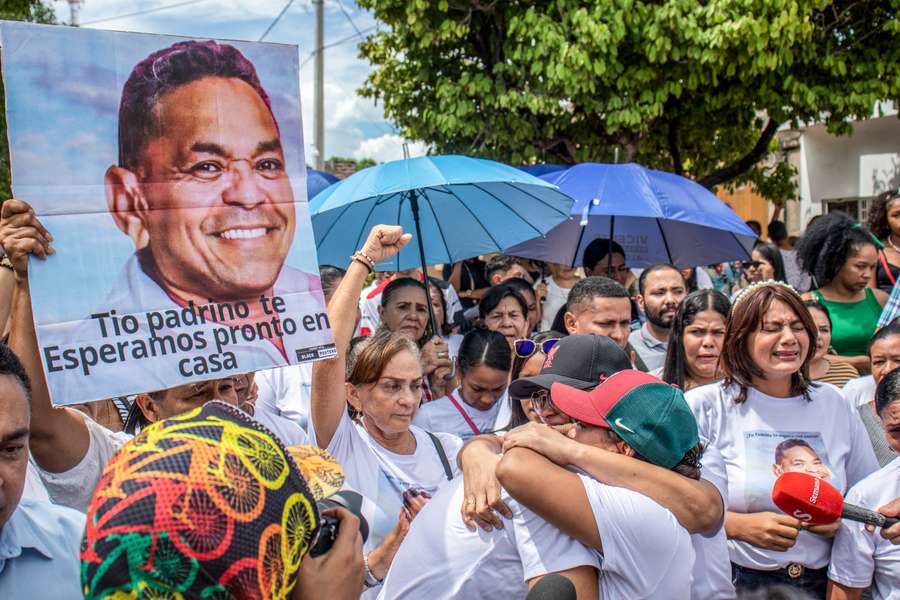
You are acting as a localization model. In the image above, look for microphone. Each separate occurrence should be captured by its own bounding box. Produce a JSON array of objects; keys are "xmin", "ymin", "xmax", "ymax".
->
[
  {"xmin": 772, "ymin": 472, "xmax": 899, "ymax": 528},
  {"xmin": 526, "ymin": 574, "xmax": 577, "ymax": 600}
]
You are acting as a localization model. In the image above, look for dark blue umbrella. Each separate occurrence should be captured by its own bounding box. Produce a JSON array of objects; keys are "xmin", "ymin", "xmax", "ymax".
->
[
  {"xmin": 505, "ymin": 162, "xmax": 757, "ymax": 268},
  {"xmin": 518, "ymin": 164, "xmax": 568, "ymax": 178},
  {"xmin": 310, "ymin": 155, "xmax": 574, "ymax": 330},
  {"xmin": 306, "ymin": 167, "xmax": 339, "ymax": 200}
]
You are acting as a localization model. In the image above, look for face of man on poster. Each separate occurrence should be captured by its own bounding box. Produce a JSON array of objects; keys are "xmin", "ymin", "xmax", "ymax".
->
[{"xmin": 105, "ymin": 47, "xmax": 297, "ymax": 304}]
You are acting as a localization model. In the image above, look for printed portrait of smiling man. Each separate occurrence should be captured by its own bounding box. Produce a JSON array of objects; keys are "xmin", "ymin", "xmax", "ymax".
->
[
  {"xmin": 29, "ymin": 38, "xmax": 332, "ymax": 403},
  {"xmin": 106, "ymin": 39, "xmax": 305, "ymax": 307}
]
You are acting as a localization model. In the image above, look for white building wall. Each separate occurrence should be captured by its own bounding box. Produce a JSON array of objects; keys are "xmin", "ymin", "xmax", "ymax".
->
[{"xmin": 796, "ymin": 109, "xmax": 900, "ymax": 228}]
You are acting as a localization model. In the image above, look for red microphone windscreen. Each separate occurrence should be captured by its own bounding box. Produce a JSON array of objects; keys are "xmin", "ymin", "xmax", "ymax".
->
[{"xmin": 771, "ymin": 472, "xmax": 843, "ymax": 525}]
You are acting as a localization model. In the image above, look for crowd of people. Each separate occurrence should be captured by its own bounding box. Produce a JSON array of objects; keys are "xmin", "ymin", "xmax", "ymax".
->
[{"xmin": 1, "ymin": 189, "xmax": 900, "ymax": 600}]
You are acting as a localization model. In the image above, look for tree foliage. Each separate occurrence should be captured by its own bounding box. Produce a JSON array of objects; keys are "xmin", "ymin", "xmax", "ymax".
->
[
  {"xmin": 0, "ymin": 1, "xmax": 56, "ymax": 198},
  {"xmin": 358, "ymin": 0, "xmax": 900, "ymax": 199}
]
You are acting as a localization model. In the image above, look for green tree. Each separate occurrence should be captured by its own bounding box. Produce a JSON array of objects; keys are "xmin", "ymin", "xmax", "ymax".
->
[
  {"xmin": 0, "ymin": 0, "xmax": 57, "ymax": 198},
  {"xmin": 358, "ymin": 0, "xmax": 900, "ymax": 199}
]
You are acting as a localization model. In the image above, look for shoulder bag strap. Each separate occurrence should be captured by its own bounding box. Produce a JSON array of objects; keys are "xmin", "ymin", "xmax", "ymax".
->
[{"xmin": 426, "ymin": 431, "xmax": 454, "ymax": 481}]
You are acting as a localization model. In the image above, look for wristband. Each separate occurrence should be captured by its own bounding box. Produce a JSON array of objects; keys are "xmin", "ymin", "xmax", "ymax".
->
[
  {"xmin": 363, "ymin": 552, "xmax": 382, "ymax": 588},
  {"xmin": 350, "ymin": 251, "xmax": 375, "ymax": 273}
]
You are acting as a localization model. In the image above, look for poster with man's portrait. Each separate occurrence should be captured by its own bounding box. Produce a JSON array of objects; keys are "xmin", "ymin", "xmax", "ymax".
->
[
  {"xmin": 742, "ymin": 430, "xmax": 842, "ymax": 513},
  {"xmin": 0, "ymin": 21, "xmax": 335, "ymax": 405}
]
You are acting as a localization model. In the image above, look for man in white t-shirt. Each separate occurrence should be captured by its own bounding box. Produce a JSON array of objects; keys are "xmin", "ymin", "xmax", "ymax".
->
[
  {"xmin": 377, "ymin": 476, "xmax": 599, "ymax": 599},
  {"xmin": 498, "ymin": 370, "xmax": 702, "ymax": 599},
  {"xmin": 828, "ymin": 456, "xmax": 900, "ymax": 600}
]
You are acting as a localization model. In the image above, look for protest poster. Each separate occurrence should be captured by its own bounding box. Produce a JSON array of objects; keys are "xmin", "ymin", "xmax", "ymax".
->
[{"xmin": 0, "ymin": 21, "xmax": 335, "ymax": 405}]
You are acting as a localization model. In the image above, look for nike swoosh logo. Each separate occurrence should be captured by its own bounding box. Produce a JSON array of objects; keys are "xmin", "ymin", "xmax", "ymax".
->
[{"xmin": 614, "ymin": 418, "xmax": 635, "ymax": 433}]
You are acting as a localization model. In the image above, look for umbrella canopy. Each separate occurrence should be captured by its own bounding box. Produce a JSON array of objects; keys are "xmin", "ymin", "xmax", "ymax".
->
[
  {"xmin": 518, "ymin": 164, "xmax": 568, "ymax": 178},
  {"xmin": 310, "ymin": 155, "xmax": 574, "ymax": 272},
  {"xmin": 505, "ymin": 163, "xmax": 757, "ymax": 269},
  {"xmin": 306, "ymin": 167, "xmax": 339, "ymax": 201}
]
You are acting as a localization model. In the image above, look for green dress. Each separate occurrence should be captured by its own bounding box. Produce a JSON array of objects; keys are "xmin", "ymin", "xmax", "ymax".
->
[{"xmin": 813, "ymin": 289, "xmax": 882, "ymax": 357}]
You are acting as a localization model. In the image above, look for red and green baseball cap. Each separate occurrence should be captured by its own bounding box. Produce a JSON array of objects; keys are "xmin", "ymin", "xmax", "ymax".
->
[{"xmin": 550, "ymin": 370, "xmax": 699, "ymax": 469}]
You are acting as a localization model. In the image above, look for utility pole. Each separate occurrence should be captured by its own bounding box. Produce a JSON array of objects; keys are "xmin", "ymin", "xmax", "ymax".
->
[
  {"xmin": 313, "ymin": 0, "xmax": 325, "ymax": 170},
  {"xmin": 66, "ymin": 0, "xmax": 84, "ymax": 26}
]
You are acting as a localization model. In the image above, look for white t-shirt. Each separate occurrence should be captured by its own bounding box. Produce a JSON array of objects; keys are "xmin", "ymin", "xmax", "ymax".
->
[
  {"xmin": 37, "ymin": 412, "xmax": 130, "ymax": 512},
  {"xmin": 412, "ymin": 388, "xmax": 511, "ymax": 440},
  {"xmin": 686, "ymin": 382, "xmax": 879, "ymax": 570},
  {"xmin": 255, "ymin": 363, "xmax": 312, "ymax": 431},
  {"xmin": 253, "ymin": 404, "xmax": 309, "ymax": 446},
  {"xmin": 309, "ymin": 411, "xmax": 464, "ymax": 551},
  {"xmin": 539, "ymin": 276, "xmax": 573, "ymax": 331},
  {"xmin": 378, "ymin": 477, "xmax": 598, "ymax": 599},
  {"xmin": 828, "ymin": 456, "xmax": 900, "ymax": 600},
  {"xmin": 843, "ymin": 375, "xmax": 875, "ymax": 407},
  {"xmin": 22, "ymin": 459, "xmax": 50, "ymax": 503},
  {"xmin": 579, "ymin": 474, "xmax": 694, "ymax": 599},
  {"xmin": 688, "ymin": 441, "xmax": 736, "ymax": 600}
]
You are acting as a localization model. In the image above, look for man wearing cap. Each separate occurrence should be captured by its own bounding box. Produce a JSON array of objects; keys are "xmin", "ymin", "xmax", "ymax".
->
[
  {"xmin": 457, "ymin": 334, "xmax": 733, "ymax": 597},
  {"xmin": 498, "ymin": 369, "xmax": 704, "ymax": 598}
]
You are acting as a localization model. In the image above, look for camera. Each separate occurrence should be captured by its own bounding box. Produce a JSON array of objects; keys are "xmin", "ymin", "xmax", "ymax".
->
[{"xmin": 308, "ymin": 490, "xmax": 369, "ymax": 557}]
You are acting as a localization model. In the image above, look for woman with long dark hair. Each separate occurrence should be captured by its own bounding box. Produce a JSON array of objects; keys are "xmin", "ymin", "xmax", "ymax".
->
[
  {"xmin": 865, "ymin": 189, "xmax": 900, "ymax": 293},
  {"xmin": 797, "ymin": 211, "xmax": 888, "ymax": 373},
  {"xmin": 661, "ymin": 289, "xmax": 730, "ymax": 391},
  {"xmin": 746, "ymin": 243, "xmax": 787, "ymax": 284}
]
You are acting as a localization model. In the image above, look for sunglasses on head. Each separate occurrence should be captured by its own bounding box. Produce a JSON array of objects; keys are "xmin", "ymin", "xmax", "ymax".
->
[{"xmin": 514, "ymin": 338, "xmax": 560, "ymax": 359}]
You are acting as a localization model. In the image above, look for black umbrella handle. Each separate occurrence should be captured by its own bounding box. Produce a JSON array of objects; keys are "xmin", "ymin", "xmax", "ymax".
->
[{"xmin": 408, "ymin": 190, "xmax": 440, "ymax": 337}]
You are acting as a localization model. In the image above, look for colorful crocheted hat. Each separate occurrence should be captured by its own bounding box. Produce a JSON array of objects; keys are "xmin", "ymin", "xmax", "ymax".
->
[{"xmin": 80, "ymin": 400, "xmax": 344, "ymax": 599}]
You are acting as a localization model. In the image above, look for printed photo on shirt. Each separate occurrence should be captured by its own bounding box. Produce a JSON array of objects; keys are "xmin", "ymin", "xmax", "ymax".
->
[
  {"xmin": 0, "ymin": 22, "xmax": 335, "ymax": 406},
  {"xmin": 743, "ymin": 430, "xmax": 839, "ymax": 512},
  {"xmin": 371, "ymin": 470, "xmax": 440, "ymax": 549}
]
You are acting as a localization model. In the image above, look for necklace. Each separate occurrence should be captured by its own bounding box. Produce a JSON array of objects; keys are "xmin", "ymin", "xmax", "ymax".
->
[{"xmin": 887, "ymin": 235, "xmax": 900, "ymax": 254}]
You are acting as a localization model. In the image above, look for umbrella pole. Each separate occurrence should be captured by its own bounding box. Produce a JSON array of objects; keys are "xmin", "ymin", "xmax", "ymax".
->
[
  {"xmin": 607, "ymin": 215, "xmax": 615, "ymax": 274},
  {"xmin": 408, "ymin": 189, "xmax": 440, "ymax": 337}
]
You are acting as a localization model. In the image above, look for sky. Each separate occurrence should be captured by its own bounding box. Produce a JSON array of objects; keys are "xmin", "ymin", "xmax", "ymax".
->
[{"xmin": 59, "ymin": 0, "xmax": 427, "ymax": 164}]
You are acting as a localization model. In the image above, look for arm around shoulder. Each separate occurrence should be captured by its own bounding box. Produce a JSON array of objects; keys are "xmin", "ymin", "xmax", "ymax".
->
[{"xmin": 497, "ymin": 447, "xmax": 602, "ymax": 550}]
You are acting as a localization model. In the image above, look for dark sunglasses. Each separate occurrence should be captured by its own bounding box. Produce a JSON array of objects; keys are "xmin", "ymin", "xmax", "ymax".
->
[
  {"xmin": 514, "ymin": 338, "xmax": 560, "ymax": 359},
  {"xmin": 745, "ymin": 261, "xmax": 763, "ymax": 269}
]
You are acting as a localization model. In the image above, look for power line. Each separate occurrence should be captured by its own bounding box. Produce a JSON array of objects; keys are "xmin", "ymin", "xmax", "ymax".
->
[
  {"xmin": 300, "ymin": 24, "xmax": 377, "ymax": 68},
  {"xmin": 335, "ymin": 0, "xmax": 363, "ymax": 37},
  {"xmin": 80, "ymin": 0, "xmax": 212, "ymax": 25},
  {"xmin": 259, "ymin": 0, "xmax": 296, "ymax": 41}
]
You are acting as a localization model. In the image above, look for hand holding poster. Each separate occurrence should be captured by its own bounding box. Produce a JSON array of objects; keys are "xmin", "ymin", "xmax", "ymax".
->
[{"xmin": 0, "ymin": 22, "xmax": 335, "ymax": 405}]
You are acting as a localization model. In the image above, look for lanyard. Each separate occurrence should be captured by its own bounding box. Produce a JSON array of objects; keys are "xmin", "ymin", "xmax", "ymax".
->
[
  {"xmin": 447, "ymin": 392, "xmax": 480, "ymax": 437},
  {"xmin": 879, "ymin": 250, "xmax": 897, "ymax": 286}
]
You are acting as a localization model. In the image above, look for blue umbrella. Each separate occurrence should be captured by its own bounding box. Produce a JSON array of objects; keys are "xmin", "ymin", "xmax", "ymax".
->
[
  {"xmin": 518, "ymin": 164, "xmax": 568, "ymax": 177},
  {"xmin": 505, "ymin": 162, "xmax": 757, "ymax": 269},
  {"xmin": 310, "ymin": 155, "xmax": 574, "ymax": 329},
  {"xmin": 306, "ymin": 167, "xmax": 339, "ymax": 201}
]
